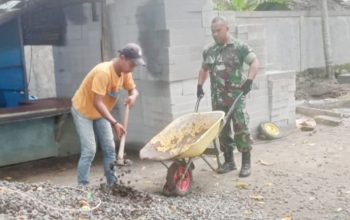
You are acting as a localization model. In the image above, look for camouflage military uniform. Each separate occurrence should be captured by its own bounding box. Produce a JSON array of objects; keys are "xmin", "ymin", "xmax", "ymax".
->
[{"xmin": 202, "ymin": 36, "xmax": 256, "ymax": 153}]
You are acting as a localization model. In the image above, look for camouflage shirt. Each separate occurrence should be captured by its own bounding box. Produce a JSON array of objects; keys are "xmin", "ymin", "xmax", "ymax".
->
[{"xmin": 202, "ymin": 36, "xmax": 256, "ymax": 107}]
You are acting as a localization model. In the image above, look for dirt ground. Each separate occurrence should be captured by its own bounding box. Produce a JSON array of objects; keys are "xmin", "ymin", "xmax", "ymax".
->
[
  {"xmin": 2, "ymin": 73, "xmax": 350, "ymax": 219},
  {"xmin": 1, "ymin": 119, "xmax": 350, "ymax": 219}
]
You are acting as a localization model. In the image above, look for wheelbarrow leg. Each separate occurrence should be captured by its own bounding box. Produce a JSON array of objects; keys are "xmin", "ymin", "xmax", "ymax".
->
[
  {"xmin": 200, "ymin": 155, "xmax": 217, "ymax": 172},
  {"xmin": 213, "ymin": 138, "xmax": 223, "ymax": 169},
  {"xmin": 179, "ymin": 158, "xmax": 194, "ymax": 182},
  {"xmin": 160, "ymin": 161, "xmax": 169, "ymax": 169},
  {"xmin": 201, "ymin": 138, "xmax": 223, "ymax": 172}
]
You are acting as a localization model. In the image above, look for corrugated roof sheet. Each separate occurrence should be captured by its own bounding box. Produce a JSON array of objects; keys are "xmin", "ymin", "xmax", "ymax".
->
[{"xmin": 0, "ymin": 0, "xmax": 20, "ymax": 10}]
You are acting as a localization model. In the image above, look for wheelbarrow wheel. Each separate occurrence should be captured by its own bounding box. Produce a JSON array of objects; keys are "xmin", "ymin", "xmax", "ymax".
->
[
  {"xmin": 259, "ymin": 121, "xmax": 281, "ymax": 140},
  {"xmin": 164, "ymin": 161, "xmax": 193, "ymax": 196}
]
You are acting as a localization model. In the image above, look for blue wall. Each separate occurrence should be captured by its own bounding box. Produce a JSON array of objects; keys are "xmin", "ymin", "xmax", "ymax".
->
[{"xmin": 0, "ymin": 18, "xmax": 26, "ymax": 107}]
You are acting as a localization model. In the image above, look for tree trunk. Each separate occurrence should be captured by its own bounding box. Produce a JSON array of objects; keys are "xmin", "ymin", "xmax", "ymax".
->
[{"xmin": 321, "ymin": 0, "xmax": 335, "ymax": 81}]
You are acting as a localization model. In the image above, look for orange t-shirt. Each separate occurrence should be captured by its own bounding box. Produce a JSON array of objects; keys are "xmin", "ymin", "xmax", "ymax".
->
[{"xmin": 72, "ymin": 61, "xmax": 136, "ymax": 119}]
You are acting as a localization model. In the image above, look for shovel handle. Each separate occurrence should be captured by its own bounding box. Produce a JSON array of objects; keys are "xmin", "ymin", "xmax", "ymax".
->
[{"xmin": 117, "ymin": 104, "xmax": 130, "ymax": 162}]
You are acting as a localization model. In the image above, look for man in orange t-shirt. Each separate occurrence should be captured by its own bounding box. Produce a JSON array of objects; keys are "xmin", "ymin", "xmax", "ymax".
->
[{"xmin": 71, "ymin": 43, "xmax": 145, "ymax": 186}]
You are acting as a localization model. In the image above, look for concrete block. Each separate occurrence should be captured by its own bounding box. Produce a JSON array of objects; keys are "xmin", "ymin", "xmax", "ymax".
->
[
  {"xmin": 235, "ymin": 33, "xmax": 249, "ymax": 41},
  {"xmin": 168, "ymin": 45, "xmax": 203, "ymax": 56},
  {"xmin": 270, "ymin": 110, "xmax": 290, "ymax": 119},
  {"xmin": 337, "ymin": 73, "xmax": 350, "ymax": 84},
  {"xmin": 169, "ymin": 81, "xmax": 184, "ymax": 95},
  {"xmin": 247, "ymin": 31, "xmax": 266, "ymax": 41},
  {"xmin": 164, "ymin": 0, "xmax": 205, "ymax": 11},
  {"xmin": 169, "ymin": 51, "xmax": 202, "ymax": 64},
  {"xmin": 269, "ymin": 94, "xmax": 289, "ymax": 103},
  {"xmin": 169, "ymin": 28, "xmax": 207, "ymax": 45},
  {"xmin": 247, "ymin": 39, "xmax": 266, "ymax": 48},
  {"xmin": 165, "ymin": 9, "xmax": 202, "ymax": 21},
  {"xmin": 168, "ymin": 61, "xmax": 202, "ymax": 81},
  {"xmin": 235, "ymin": 25, "xmax": 248, "ymax": 34},
  {"xmin": 166, "ymin": 19, "xmax": 203, "ymax": 29},
  {"xmin": 181, "ymin": 79, "xmax": 199, "ymax": 95},
  {"xmin": 269, "ymin": 90, "xmax": 289, "ymax": 99},
  {"xmin": 271, "ymin": 119, "xmax": 290, "ymax": 127},
  {"xmin": 271, "ymin": 112, "xmax": 290, "ymax": 121},
  {"xmin": 171, "ymin": 99, "xmax": 198, "ymax": 113},
  {"xmin": 252, "ymin": 79, "xmax": 268, "ymax": 91},
  {"xmin": 255, "ymin": 72, "xmax": 268, "ymax": 82},
  {"xmin": 270, "ymin": 101, "xmax": 289, "ymax": 110},
  {"xmin": 314, "ymin": 115, "xmax": 342, "ymax": 126},
  {"xmin": 296, "ymin": 106, "xmax": 344, "ymax": 118},
  {"xmin": 252, "ymin": 45, "xmax": 266, "ymax": 56},
  {"xmin": 270, "ymin": 106, "xmax": 289, "ymax": 114},
  {"xmin": 267, "ymin": 70, "xmax": 296, "ymax": 81},
  {"xmin": 268, "ymin": 78, "xmax": 290, "ymax": 88},
  {"xmin": 247, "ymin": 101, "xmax": 269, "ymax": 114},
  {"xmin": 247, "ymin": 24, "xmax": 265, "ymax": 35}
]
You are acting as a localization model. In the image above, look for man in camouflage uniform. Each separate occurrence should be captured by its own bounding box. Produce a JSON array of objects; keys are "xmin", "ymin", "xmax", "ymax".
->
[{"xmin": 197, "ymin": 16, "xmax": 259, "ymax": 177}]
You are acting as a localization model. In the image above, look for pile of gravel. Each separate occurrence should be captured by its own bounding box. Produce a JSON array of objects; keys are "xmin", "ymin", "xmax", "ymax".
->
[{"xmin": 0, "ymin": 180, "xmax": 267, "ymax": 219}]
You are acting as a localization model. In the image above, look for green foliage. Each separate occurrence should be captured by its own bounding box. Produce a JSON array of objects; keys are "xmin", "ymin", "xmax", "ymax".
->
[
  {"xmin": 255, "ymin": 2, "xmax": 290, "ymax": 10},
  {"xmin": 214, "ymin": 0, "xmax": 259, "ymax": 11},
  {"xmin": 213, "ymin": 0, "xmax": 291, "ymax": 11},
  {"xmin": 334, "ymin": 63, "xmax": 350, "ymax": 78}
]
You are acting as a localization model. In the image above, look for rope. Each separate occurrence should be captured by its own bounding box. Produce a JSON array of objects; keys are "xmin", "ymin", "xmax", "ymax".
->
[{"xmin": 0, "ymin": 186, "xmax": 102, "ymax": 213}]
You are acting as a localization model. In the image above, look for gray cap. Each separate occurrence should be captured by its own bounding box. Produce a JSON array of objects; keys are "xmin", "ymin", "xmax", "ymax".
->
[{"xmin": 118, "ymin": 43, "xmax": 146, "ymax": 66}]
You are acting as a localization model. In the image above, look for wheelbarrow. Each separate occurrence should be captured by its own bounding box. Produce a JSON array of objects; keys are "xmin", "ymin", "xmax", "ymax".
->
[{"xmin": 139, "ymin": 92, "xmax": 243, "ymax": 196}]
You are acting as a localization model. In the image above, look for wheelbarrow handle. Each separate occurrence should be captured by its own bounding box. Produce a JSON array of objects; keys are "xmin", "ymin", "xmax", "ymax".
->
[
  {"xmin": 194, "ymin": 95, "xmax": 203, "ymax": 113},
  {"xmin": 219, "ymin": 92, "xmax": 244, "ymax": 133}
]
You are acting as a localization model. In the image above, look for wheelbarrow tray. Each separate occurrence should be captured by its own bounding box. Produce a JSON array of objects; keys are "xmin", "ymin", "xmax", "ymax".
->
[{"xmin": 140, "ymin": 111, "xmax": 225, "ymax": 161}]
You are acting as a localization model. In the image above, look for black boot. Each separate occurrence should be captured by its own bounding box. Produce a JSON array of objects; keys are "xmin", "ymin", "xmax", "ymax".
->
[
  {"xmin": 239, "ymin": 151, "xmax": 251, "ymax": 177},
  {"xmin": 217, "ymin": 150, "xmax": 237, "ymax": 174}
]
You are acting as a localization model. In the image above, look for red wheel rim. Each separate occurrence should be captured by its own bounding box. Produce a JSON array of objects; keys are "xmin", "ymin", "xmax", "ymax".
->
[{"xmin": 172, "ymin": 165, "xmax": 191, "ymax": 191}]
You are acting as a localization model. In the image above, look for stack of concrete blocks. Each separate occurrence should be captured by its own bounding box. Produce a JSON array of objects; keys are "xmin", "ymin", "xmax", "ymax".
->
[
  {"xmin": 54, "ymin": 3, "xmax": 102, "ymax": 98},
  {"xmin": 100, "ymin": 0, "xmax": 209, "ymax": 144},
  {"xmin": 267, "ymin": 70, "xmax": 296, "ymax": 128},
  {"xmin": 102, "ymin": 0, "xmax": 171, "ymax": 144},
  {"xmin": 163, "ymin": 0, "xmax": 211, "ymax": 118}
]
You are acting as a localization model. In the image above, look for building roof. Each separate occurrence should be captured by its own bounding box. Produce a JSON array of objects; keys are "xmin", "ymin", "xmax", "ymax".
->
[{"xmin": 0, "ymin": 0, "xmax": 21, "ymax": 25}]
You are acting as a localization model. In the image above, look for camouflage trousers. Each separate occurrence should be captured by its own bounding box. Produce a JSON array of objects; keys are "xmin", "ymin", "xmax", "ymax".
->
[{"xmin": 213, "ymin": 91, "xmax": 253, "ymax": 153}]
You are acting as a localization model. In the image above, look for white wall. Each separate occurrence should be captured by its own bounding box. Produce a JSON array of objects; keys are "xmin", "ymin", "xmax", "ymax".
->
[{"xmin": 234, "ymin": 11, "xmax": 350, "ymax": 72}]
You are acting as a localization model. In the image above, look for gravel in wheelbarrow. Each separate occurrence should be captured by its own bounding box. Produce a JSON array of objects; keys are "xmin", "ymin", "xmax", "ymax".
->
[{"xmin": 140, "ymin": 111, "xmax": 225, "ymax": 161}]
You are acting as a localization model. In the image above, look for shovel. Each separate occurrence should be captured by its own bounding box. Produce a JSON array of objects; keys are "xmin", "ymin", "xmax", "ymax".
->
[{"xmin": 116, "ymin": 104, "xmax": 130, "ymax": 166}]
